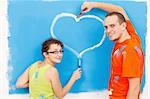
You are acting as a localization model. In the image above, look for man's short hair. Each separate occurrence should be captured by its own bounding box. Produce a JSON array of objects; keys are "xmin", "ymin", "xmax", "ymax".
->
[
  {"xmin": 105, "ymin": 12, "xmax": 126, "ymax": 24},
  {"xmin": 42, "ymin": 38, "xmax": 63, "ymax": 53}
]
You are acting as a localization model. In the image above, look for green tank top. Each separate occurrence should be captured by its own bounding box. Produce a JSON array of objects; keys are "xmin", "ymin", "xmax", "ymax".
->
[{"xmin": 29, "ymin": 63, "xmax": 54, "ymax": 99}]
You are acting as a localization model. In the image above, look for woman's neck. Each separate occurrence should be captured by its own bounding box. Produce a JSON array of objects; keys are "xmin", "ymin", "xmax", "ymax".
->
[{"xmin": 43, "ymin": 59, "xmax": 55, "ymax": 67}]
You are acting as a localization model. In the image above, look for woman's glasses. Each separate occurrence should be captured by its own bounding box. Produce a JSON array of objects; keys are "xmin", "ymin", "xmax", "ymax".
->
[{"xmin": 47, "ymin": 50, "xmax": 64, "ymax": 54}]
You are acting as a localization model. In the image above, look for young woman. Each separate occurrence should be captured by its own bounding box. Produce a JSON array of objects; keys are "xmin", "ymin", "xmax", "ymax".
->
[{"xmin": 16, "ymin": 38, "xmax": 81, "ymax": 99}]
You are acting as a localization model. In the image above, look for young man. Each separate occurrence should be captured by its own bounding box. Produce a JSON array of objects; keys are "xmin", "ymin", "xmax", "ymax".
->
[
  {"xmin": 16, "ymin": 38, "xmax": 81, "ymax": 99},
  {"xmin": 81, "ymin": 2, "xmax": 144, "ymax": 99}
]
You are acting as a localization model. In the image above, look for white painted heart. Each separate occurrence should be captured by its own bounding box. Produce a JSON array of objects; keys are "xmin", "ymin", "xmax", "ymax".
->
[{"xmin": 50, "ymin": 13, "xmax": 106, "ymax": 59}]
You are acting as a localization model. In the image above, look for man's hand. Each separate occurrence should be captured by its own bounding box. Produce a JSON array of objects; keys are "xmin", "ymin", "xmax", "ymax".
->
[{"xmin": 81, "ymin": 2, "xmax": 94, "ymax": 13}]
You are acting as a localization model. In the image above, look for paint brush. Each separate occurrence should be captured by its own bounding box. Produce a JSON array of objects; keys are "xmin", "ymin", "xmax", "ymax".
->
[
  {"xmin": 77, "ymin": 7, "xmax": 88, "ymax": 18},
  {"xmin": 78, "ymin": 58, "xmax": 82, "ymax": 68}
]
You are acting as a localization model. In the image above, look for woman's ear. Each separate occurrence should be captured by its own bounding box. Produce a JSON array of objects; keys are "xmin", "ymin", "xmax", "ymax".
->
[{"xmin": 43, "ymin": 52, "xmax": 48, "ymax": 58}]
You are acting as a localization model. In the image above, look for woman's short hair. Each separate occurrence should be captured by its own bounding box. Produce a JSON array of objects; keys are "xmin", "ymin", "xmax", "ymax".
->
[{"xmin": 42, "ymin": 38, "xmax": 63, "ymax": 53}]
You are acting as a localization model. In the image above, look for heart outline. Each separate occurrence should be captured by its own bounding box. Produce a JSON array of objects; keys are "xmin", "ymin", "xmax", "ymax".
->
[{"xmin": 50, "ymin": 13, "xmax": 106, "ymax": 58}]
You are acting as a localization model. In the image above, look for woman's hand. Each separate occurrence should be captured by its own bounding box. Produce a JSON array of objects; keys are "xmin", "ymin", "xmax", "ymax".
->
[{"xmin": 71, "ymin": 68, "xmax": 82, "ymax": 81}]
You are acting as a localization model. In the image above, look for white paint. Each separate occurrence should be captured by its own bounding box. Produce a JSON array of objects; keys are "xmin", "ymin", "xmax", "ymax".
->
[
  {"xmin": 0, "ymin": 0, "xmax": 150, "ymax": 99},
  {"xmin": 50, "ymin": 13, "xmax": 106, "ymax": 66}
]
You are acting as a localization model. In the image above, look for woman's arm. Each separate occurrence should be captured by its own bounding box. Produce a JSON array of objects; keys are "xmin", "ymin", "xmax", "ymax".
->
[
  {"xmin": 49, "ymin": 68, "xmax": 81, "ymax": 99},
  {"xmin": 16, "ymin": 67, "xmax": 30, "ymax": 88}
]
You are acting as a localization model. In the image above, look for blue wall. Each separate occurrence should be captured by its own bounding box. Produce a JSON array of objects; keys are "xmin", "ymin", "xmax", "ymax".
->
[{"xmin": 8, "ymin": 0, "xmax": 146, "ymax": 94}]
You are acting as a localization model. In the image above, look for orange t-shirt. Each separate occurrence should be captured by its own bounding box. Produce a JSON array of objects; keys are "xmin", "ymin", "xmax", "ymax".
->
[{"xmin": 108, "ymin": 20, "xmax": 144, "ymax": 99}]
